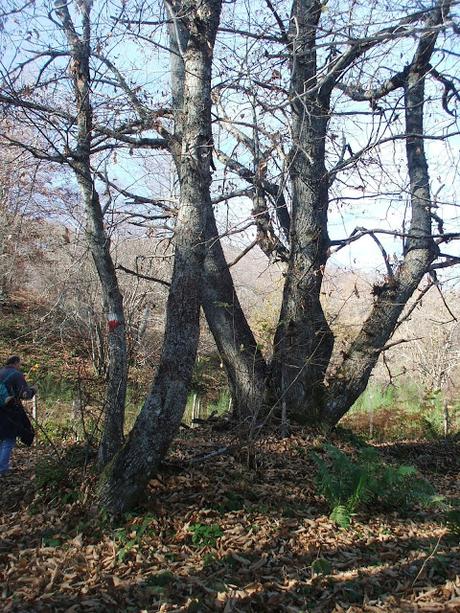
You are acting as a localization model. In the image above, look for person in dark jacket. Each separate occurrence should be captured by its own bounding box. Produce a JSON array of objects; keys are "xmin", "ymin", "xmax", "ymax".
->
[{"xmin": 0, "ymin": 356, "xmax": 36, "ymax": 475}]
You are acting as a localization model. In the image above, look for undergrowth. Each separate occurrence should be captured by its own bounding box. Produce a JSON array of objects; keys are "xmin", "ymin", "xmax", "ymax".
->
[
  {"xmin": 313, "ymin": 443, "xmax": 441, "ymax": 529},
  {"xmin": 34, "ymin": 444, "xmax": 94, "ymax": 505}
]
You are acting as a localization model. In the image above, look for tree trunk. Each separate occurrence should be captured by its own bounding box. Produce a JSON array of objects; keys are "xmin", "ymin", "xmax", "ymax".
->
[
  {"xmin": 98, "ymin": 0, "xmax": 222, "ymax": 514},
  {"xmin": 56, "ymin": 0, "xmax": 128, "ymax": 465},
  {"xmin": 199, "ymin": 0, "xmax": 447, "ymax": 430},
  {"xmin": 324, "ymin": 72, "xmax": 437, "ymax": 424},
  {"xmin": 271, "ymin": 0, "xmax": 333, "ymax": 423},
  {"xmin": 201, "ymin": 206, "xmax": 268, "ymax": 422},
  {"xmin": 167, "ymin": 1, "xmax": 268, "ymax": 423}
]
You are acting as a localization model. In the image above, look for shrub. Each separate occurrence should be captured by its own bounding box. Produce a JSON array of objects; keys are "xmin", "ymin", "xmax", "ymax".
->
[{"xmin": 312, "ymin": 444, "xmax": 438, "ymax": 528}]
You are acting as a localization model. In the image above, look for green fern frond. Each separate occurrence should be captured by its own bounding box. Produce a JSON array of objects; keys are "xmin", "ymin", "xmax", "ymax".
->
[{"xmin": 330, "ymin": 505, "xmax": 352, "ymax": 529}]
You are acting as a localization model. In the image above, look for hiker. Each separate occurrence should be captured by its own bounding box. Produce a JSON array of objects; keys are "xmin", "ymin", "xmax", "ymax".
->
[{"xmin": 0, "ymin": 356, "xmax": 36, "ymax": 476}]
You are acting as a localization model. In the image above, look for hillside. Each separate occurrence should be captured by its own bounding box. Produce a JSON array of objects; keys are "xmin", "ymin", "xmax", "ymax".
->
[{"xmin": 1, "ymin": 429, "xmax": 459, "ymax": 612}]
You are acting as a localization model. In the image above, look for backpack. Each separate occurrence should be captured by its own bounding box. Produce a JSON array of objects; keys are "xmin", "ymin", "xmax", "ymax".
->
[{"xmin": 0, "ymin": 370, "xmax": 16, "ymax": 408}]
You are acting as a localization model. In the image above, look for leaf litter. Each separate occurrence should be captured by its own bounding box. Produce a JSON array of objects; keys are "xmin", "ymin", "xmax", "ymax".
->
[{"xmin": 0, "ymin": 429, "xmax": 459, "ymax": 612}]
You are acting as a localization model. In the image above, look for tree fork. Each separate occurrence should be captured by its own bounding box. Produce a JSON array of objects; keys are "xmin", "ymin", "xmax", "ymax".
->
[{"xmin": 98, "ymin": 0, "xmax": 223, "ymax": 515}]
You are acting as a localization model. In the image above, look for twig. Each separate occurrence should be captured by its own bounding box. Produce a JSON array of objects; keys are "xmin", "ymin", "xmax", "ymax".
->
[
  {"xmin": 411, "ymin": 532, "xmax": 444, "ymax": 586},
  {"xmin": 186, "ymin": 446, "xmax": 232, "ymax": 465},
  {"xmin": 116, "ymin": 264, "xmax": 170, "ymax": 287},
  {"xmin": 377, "ymin": 337, "xmax": 422, "ymax": 354},
  {"xmin": 227, "ymin": 240, "xmax": 258, "ymax": 268}
]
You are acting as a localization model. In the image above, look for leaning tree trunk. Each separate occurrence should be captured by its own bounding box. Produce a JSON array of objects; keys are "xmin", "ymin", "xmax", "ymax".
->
[
  {"xmin": 98, "ymin": 0, "xmax": 222, "ymax": 514},
  {"xmin": 78, "ymin": 176, "xmax": 128, "ymax": 465},
  {"xmin": 201, "ymin": 204, "xmax": 268, "ymax": 422},
  {"xmin": 324, "ymin": 72, "xmax": 438, "ymax": 424},
  {"xmin": 56, "ymin": 0, "xmax": 128, "ymax": 464},
  {"xmin": 167, "ymin": 6, "xmax": 268, "ymax": 423}
]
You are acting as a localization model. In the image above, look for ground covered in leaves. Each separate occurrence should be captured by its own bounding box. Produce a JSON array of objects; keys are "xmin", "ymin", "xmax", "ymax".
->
[{"xmin": 1, "ymin": 429, "xmax": 459, "ymax": 612}]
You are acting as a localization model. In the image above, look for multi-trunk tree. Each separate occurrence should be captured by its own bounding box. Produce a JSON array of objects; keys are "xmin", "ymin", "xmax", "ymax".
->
[
  {"xmin": 199, "ymin": 0, "xmax": 459, "ymax": 427},
  {"xmin": 110, "ymin": 0, "xmax": 459, "ymax": 434},
  {"xmin": 1, "ymin": 0, "xmax": 459, "ymax": 513}
]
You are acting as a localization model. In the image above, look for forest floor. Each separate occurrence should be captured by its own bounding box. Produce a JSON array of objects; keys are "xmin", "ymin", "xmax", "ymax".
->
[{"xmin": 0, "ymin": 428, "xmax": 459, "ymax": 613}]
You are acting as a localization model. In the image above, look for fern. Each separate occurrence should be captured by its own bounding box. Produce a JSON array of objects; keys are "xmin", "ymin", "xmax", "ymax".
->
[
  {"xmin": 312, "ymin": 444, "xmax": 439, "ymax": 529},
  {"xmin": 330, "ymin": 505, "xmax": 352, "ymax": 529}
]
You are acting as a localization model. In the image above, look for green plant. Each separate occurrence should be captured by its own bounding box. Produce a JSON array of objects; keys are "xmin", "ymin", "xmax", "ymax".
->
[
  {"xmin": 446, "ymin": 509, "xmax": 460, "ymax": 539},
  {"xmin": 311, "ymin": 558, "xmax": 332, "ymax": 576},
  {"xmin": 213, "ymin": 491, "xmax": 245, "ymax": 513},
  {"xmin": 35, "ymin": 372, "xmax": 75, "ymax": 404},
  {"xmin": 189, "ymin": 523, "xmax": 223, "ymax": 547},
  {"xmin": 203, "ymin": 552, "xmax": 217, "ymax": 567},
  {"xmin": 206, "ymin": 390, "xmax": 231, "ymax": 417},
  {"xmin": 113, "ymin": 514, "xmax": 156, "ymax": 562},
  {"xmin": 35, "ymin": 457, "xmax": 68, "ymax": 489},
  {"xmin": 313, "ymin": 444, "xmax": 438, "ymax": 529},
  {"xmin": 343, "ymin": 382, "xmax": 457, "ymax": 442},
  {"xmin": 145, "ymin": 571, "xmax": 175, "ymax": 588},
  {"xmin": 330, "ymin": 505, "xmax": 353, "ymax": 530},
  {"xmin": 37, "ymin": 419, "xmax": 76, "ymax": 444}
]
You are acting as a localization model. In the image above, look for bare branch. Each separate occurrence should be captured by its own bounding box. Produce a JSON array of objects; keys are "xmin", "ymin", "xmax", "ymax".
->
[
  {"xmin": 227, "ymin": 240, "xmax": 258, "ymax": 268},
  {"xmin": 116, "ymin": 264, "xmax": 171, "ymax": 288}
]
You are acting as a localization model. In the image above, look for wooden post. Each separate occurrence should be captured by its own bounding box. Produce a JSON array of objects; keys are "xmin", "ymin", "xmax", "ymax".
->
[
  {"xmin": 443, "ymin": 399, "xmax": 450, "ymax": 438},
  {"xmin": 192, "ymin": 393, "xmax": 198, "ymax": 427}
]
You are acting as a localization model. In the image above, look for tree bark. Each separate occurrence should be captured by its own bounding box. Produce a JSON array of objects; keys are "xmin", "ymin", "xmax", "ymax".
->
[
  {"xmin": 201, "ymin": 204, "xmax": 268, "ymax": 422},
  {"xmin": 98, "ymin": 0, "xmax": 222, "ymax": 514},
  {"xmin": 324, "ymin": 72, "xmax": 438, "ymax": 424},
  {"xmin": 271, "ymin": 0, "xmax": 333, "ymax": 423},
  {"xmin": 55, "ymin": 0, "xmax": 128, "ymax": 464},
  {"xmin": 167, "ymin": 1, "xmax": 268, "ymax": 423}
]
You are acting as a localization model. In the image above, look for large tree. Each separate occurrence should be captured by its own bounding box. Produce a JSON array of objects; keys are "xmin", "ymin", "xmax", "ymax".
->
[
  {"xmin": 199, "ymin": 0, "xmax": 460, "ymax": 426},
  {"xmin": 97, "ymin": 0, "xmax": 223, "ymax": 513},
  {"xmin": 113, "ymin": 0, "xmax": 459, "ymax": 430},
  {"xmin": 2, "ymin": 0, "xmax": 459, "ymax": 513}
]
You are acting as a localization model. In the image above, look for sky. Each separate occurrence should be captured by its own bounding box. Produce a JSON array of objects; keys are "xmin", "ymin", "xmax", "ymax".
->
[{"xmin": 0, "ymin": 0, "xmax": 459, "ymax": 280}]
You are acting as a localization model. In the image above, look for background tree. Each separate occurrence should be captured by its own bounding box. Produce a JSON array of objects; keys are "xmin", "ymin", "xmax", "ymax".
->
[{"xmin": 0, "ymin": 0, "xmax": 131, "ymax": 464}]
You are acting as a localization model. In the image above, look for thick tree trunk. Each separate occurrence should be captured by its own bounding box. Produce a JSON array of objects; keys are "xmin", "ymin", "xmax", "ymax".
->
[
  {"xmin": 271, "ymin": 0, "xmax": 333, "ymax": 423},
  {"xmin": 98, "ymin": 0, "xmax": 222, "ymax": 514}
]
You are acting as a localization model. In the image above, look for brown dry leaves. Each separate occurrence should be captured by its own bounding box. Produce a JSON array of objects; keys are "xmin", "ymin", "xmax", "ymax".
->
[{"xmin": 0, "ymin": 432, "xmax": 459, "ymax": 612}]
